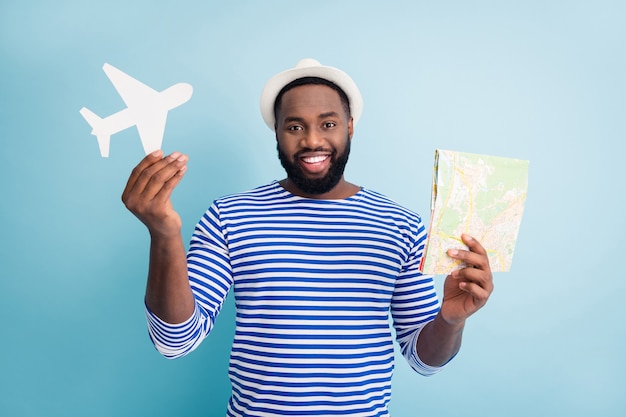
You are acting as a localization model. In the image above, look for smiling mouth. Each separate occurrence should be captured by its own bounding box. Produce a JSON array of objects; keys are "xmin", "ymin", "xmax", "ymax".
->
[
  {"xmin": 297, "ymin": 153, "xmax": 332, "ymax": 175},
  {"xmin": 301, "ymin": 155, "xmax": 330, "ymax": 164}
]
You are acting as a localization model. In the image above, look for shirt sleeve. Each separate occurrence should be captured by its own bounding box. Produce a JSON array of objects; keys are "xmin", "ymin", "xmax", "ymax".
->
[
  {"xmin": 391, "ymin": 218, "xmax": 446, "ymax": 376},
  {"xmin": 145, "ymin": 202, "xmax": 234, "ymax": 359}
]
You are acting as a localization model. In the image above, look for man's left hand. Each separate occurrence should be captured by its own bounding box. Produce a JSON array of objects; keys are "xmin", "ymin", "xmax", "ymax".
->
[{"xmin": 440, "ymin": 234, "xmax": 494, "ymax": 326}]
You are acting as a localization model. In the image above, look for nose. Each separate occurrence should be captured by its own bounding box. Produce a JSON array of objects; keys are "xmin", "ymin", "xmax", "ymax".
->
[{"xmin": 300, "ymin": 127, "xmax": 325, "ymax": 149}]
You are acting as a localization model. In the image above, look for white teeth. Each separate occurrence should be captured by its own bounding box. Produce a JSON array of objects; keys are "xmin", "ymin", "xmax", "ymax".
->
[{"xmin": 302, "ymin": 155, "xmax": 328, "ymax": 163}]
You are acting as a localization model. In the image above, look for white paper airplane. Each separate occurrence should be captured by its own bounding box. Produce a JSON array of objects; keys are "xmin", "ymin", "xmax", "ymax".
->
[{"xmin": 80, "ymin": 63, "xmax": 193, "ymax": 157}]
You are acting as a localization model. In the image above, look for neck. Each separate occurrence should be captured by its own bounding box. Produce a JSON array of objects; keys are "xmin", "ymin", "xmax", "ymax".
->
[{"xmin": 279, "ymin": 178, "xmax": 360, "ymax": 200}]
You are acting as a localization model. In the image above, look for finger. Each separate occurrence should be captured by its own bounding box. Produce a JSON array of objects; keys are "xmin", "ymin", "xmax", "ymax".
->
[
  {"xmin": 453, "ymin": 266, "xmax": 494, "ymax": 293},
  {"xmin": 447, "ymin": 235, "xmax": 491, "ymax": 271},
  {"xmin": 447, "ymin": 248, "xmax": 488, "ymax": 271},
  {"xmin": 151, "ymin": 164, "xmax": 188, "ymax": 205},
  {"xmin": 458, "ymin": 280, "xmax": 491, "ymax": 305},
  {"xmin": 122, "ymin": 150, "xmax": 163, "ymax": 202},
  {"xmin": 462, "ymin": 234, "xmax": 487, "ymax": 257},
  {"xmin": 138, "ymin": 153, "xmax": 188, "ymax": 200}
]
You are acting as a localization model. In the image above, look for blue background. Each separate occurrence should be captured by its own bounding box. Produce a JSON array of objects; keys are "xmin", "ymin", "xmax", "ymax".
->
[{"xmin": 1, "ymin": 1, "xmax": 625, "ymax": 416}]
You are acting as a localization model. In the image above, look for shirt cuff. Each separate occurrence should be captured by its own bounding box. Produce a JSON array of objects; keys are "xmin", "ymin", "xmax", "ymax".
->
[
  {"xmin": 144, "ymin": 302, "xmax": 206, "ymax": 359},
  {"xmin": 406, "ymin": 324, "xmax": 448, "ymax": 376}
]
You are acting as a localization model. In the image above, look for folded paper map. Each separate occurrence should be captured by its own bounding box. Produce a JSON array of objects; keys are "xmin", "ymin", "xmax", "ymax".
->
[{"xmin": 420, "ymin": 149, "xmax": 529, "ymax": 274}]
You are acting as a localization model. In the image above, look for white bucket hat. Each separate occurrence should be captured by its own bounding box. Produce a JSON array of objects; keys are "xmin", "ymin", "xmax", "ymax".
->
[{"xmin": 260, "ymin": 58, "xmax": 363, "ymax": 130}]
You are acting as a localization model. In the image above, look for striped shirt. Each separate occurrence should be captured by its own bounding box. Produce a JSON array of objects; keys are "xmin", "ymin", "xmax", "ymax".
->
[{"xmin": 146, "ymin": 181, "xmax": 444, "ymax": 416}]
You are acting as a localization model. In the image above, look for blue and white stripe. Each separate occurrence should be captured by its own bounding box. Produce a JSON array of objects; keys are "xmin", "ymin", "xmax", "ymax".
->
[{"xmin": 146, "ymin": 181, "xmax": 443, "ymax": 416}]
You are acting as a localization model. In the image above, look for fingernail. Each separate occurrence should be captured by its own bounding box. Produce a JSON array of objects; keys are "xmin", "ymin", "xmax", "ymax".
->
[
  {"xmin": 463, "ymin": 234, "xmax": 474, "ymax": 241},
  {"xmin": 169, "ymin": 151, "xmax": 181, "ymax": 160},
  {"xmin": 448, "ymin": 249, "xmax": 458, "ymax": 256},
  {"xmin": 151, "ymin": 150, "xmax": 162, "ymax": 157},
  {"xmin": 177, "ymin": 154, "xmax": 187, "ymax": 162}
]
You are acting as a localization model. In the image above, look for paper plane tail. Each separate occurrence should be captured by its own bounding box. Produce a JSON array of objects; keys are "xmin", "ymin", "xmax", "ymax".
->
[{"xmin": 80, "ymin": 107, "xmax": 110, "ymax": 157}]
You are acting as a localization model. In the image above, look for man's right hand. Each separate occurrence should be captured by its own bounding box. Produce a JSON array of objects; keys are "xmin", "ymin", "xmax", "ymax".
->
[{"xmin": 121, "ymin": 150, "xmax": 188, "ymax": 237}]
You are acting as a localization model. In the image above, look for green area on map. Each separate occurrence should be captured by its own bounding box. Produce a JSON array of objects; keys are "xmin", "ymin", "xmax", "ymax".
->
[{"xmin": 420, "ymin": 149, "xmax": 529, "ymax": 274}]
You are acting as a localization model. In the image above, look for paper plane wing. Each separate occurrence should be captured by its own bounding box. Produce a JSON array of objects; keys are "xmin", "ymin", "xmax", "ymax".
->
[
  {"xmin": 103, "ymin": 63, "xmax": 158, "ymax": 109},
  {"xmin": 135, "ymin": 112, "xmax": 167, "ymax": 155}
]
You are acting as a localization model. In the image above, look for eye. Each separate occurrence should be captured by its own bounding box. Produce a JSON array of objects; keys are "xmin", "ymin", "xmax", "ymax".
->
[
  {"xmin": 323, "ymin": 122, "xmax": 336, "ymax": 128},
  {"xmin": 287, "ymin": 125, "xmax": 303, "ymax": 131}
]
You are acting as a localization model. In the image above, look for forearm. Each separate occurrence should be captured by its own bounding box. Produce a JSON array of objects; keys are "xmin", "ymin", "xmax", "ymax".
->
[
  {"xmin": 416, "ymin": 312, "xmax": 465, "ymax": 367},
  {"xmin": 145, "ymin": 231, "xmax": 195, "ymax": 324}
]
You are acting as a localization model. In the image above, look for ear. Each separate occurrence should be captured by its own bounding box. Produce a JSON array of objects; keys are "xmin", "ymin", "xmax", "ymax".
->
[{"xmin": 348, "ymin": 117, "xmax": 354, "ymax": 140}]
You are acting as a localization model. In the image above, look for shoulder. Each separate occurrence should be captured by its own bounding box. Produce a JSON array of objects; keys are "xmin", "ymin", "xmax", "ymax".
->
[
  {"xmin": 214, "ymin": 181, "xmax": 286, "ymax": 206},
  {"xmin": 357, "ymin": 188, "xmax": 424, "ymax": 224},
  {"xmin": 354, "ymin": 188, "xmax": 429, "ymax": 249},
  {"xmin": 200, "ymin": 182, "xmax": 286, "ymax": 225}
]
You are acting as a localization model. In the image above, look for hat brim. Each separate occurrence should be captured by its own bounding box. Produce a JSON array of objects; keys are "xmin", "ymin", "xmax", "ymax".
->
[{"xmin": 260, "ymin": 59, "xmax": 363, "ymax": 131}]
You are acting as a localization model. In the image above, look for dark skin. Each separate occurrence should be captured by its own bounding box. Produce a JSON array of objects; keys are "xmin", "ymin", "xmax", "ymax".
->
[
  {"xmin": 122, "ymin": 150, "xmax": 194, "ymax": 323},
  {"xmin": 122, "ymin": 83, "xmax": 494, "ymax": 366},
  {"xmin": 275, "ymin": 84, "xmax": 359, "ymax": 199},
  {"xmin": 417, "ymin": 234, "xmax": 494, "ymax": 365}
]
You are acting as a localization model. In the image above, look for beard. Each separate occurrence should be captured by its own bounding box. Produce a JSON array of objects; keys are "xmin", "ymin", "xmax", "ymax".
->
[{"xmin": 277, "ymin": 136, "xmax": 351, "ymax": 196}]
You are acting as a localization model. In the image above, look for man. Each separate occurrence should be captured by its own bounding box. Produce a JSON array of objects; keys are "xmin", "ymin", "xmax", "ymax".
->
[{"xmin": 122, "ymin": 59, "xmax": 494, "ymax": 416}]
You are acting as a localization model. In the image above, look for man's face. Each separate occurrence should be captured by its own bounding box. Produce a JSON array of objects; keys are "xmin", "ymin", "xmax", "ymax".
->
[{"xmin": 275, "ymin": 84, "xmax": 353, "ymax": 197}]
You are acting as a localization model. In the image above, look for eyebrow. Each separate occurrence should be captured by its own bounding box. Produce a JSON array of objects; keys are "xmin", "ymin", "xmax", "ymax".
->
[
  {"xmin": 283, "ymin": 112, "xmax": 341, "ymax": 124},
  {"xmin": 318, "ymin": 111, "xmax": 340, "ymax": 119}
]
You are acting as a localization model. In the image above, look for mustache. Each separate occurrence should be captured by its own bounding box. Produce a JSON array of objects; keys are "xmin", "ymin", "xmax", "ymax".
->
[{"xmin": 294, "ymin": 147, "xmax": 336, "ymax": 157}]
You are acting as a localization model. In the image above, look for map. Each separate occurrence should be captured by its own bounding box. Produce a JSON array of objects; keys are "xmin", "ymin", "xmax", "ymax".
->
[{"xmin": 420, "ymin": 149, "xmax": 529, "ymax": 274}]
